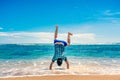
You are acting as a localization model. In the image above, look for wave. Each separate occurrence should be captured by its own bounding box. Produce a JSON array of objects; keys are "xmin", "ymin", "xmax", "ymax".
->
[{"xmin": 0, "ymin": 57, "xmax": 120, "ymax": 78}]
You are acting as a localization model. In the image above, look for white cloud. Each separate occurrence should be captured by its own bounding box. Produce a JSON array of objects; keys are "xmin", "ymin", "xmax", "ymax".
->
[
  {"xmin": 96, "ymin": 10, "xmax": 120, "ymax": 24},
  {"xmin": 98, "ymin": 10, "xmax": 120, "ymax": 24},
  {"xmin": 0, "ymin": 32, "xmax": 21, "ymax": 38},
  {"xmin": 99, "ymin": 17, "xmax": 120, "ymax": 24},
  {"xmin": 0, "ymin": 32, "xmax": 8, "ymax": 36},
  {"xmin": 104, "ymin": 10, "xmax": 120, "ymax": 16},
  {"xmin": 0, "ymin": 32, "xmax": 96, "ymax": 44}
]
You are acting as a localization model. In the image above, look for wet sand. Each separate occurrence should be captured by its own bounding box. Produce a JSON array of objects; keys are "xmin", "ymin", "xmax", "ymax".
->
[{"xmin": 1, "ymin": 75, "xmax": 120, "ymax": 80}]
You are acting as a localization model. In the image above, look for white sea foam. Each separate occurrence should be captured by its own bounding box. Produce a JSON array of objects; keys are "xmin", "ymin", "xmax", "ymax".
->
[{"xmin": 0, "ymin": 57, "xmax": 120, "ymax": 78}]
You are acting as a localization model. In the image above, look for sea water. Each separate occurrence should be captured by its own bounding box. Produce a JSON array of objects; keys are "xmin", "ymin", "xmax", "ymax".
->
[{"xmin": 0, "ymin": 44, "xmax": 120, "ymax": 77}]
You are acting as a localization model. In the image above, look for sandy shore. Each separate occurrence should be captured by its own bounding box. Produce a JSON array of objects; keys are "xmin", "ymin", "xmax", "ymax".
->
[{"xmin": 1, "ymin": 75, "xmax": 120, "ymax": 80}]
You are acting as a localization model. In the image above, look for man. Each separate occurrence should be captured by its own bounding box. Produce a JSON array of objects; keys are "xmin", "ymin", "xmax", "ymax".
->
[{"xmin": 49, "ymin": 25, "xmax": 73, "ymax": 70}]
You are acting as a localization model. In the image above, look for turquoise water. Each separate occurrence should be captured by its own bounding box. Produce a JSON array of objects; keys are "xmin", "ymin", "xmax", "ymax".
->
[
  {"xmin": 0, "ymin": 44, "xmax": 54, "ymax": 59},
  {"xmin": 0, "ymin": 44, "xmax": 120, "ymax": 59},
  {"xmin": 0, "ymin": 44, "xmax": 120, "ymax": 77}
]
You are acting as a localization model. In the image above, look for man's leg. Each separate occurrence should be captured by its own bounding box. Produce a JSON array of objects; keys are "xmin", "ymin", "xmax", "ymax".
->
[
  {"xmin": 49, "ymin": 61, "xmax": 54, "ymax": 70},
  {"xmin": 67, "ymin": 32, "xmax": 73, "ymax": 46},
  {"xmin": 54, "ymin": 25, "xmax": 58, "ymax": 39}
]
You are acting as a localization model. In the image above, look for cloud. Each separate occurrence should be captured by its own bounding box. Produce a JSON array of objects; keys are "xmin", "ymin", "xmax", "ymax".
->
[
  {"xmin": 104, "ymin": 10, "xmax": 120, "ymax": 16},
  {"xmin": 0, "ymin": 32, "xmax": 21, "ymax": 38},
  {"xmin": 0, "ymin": 32, "xmax": 8, "ymax": 36},
  {"xmin": 71, "ymin": 33, "xmax": 95, "ymax": 44},
  {"xmin": 0, "ymin": 32, "xmax": 95, "ymax": 44},
  {"xmin": 96, "ymin": 10, "xmax": 120, "ymax": 24},
  {"xmin": 0, "ymin": 27, "xmax": 3, "ymax": 30},
  {"xmin": 98, "ymin": 17, "xmax": 120, "ymax": 24}
]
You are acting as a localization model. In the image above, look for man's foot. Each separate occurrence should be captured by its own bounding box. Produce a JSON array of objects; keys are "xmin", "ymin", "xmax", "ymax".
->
[{"xmin": 68, "ymin": 32, "xmax": 73, "ymax": 36}]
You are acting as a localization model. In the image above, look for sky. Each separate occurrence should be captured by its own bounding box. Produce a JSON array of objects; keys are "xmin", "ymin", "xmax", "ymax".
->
[{"xmin": 0, "ymin": 0, "xmax": 120, "ymax": 44}]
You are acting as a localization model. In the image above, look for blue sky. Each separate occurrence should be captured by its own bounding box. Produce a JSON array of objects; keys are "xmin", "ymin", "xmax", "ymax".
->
[{"xmin": 0, "ymin": 0, "xmax": 120, "ymax": 44}]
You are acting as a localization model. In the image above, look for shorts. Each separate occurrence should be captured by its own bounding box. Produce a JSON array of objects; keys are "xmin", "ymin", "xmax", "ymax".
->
[{"xmin": 54, "ymin": 39, "xmax": 67, "ymax": 46}]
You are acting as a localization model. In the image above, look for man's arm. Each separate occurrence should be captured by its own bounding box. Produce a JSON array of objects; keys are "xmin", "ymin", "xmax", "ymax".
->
[
  {"xmin": 49, "ymin": 62, "xmax": 54, "ymax": 70},
  {"xmin": 65, "ymin": 60, "xmax": 69, "ymax": 69}
]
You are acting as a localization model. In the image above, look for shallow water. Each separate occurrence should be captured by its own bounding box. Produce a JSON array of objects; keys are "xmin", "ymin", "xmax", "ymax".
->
[{"xmin": 0, "ymin": 44, "xmax": 120, "ymax": 77}]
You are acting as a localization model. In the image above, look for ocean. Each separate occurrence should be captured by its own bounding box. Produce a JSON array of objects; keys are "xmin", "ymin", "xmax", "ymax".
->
[{"xmin": 0, "ymin": 44, "xmax": 120, "ymax": 77}]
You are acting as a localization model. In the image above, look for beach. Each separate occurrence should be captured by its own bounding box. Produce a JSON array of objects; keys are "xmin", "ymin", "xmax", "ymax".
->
[
  {"xmin": 1, "ymin": 75, "xmax": 120, "ymax": 80},
  {"xmin": 1, "ymin": 0, "xmax": 120, "ymax": 79}
]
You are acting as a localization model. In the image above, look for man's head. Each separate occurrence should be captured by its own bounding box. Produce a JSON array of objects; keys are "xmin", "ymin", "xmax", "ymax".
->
[{"xmin": 57, "ymin": 58, "xmax": 63, "ymax": 66}]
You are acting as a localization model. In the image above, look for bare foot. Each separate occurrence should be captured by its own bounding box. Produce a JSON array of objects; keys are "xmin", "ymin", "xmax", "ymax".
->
[{"xmin": 68, "ymin": 32, "xmax": 73, "ymax": 36}]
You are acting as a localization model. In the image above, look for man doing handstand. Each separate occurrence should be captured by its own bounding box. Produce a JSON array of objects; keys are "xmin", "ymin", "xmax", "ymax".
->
[{"xmin": 49, "ymin": 25, "xmax": 73, "ymax": 70}]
